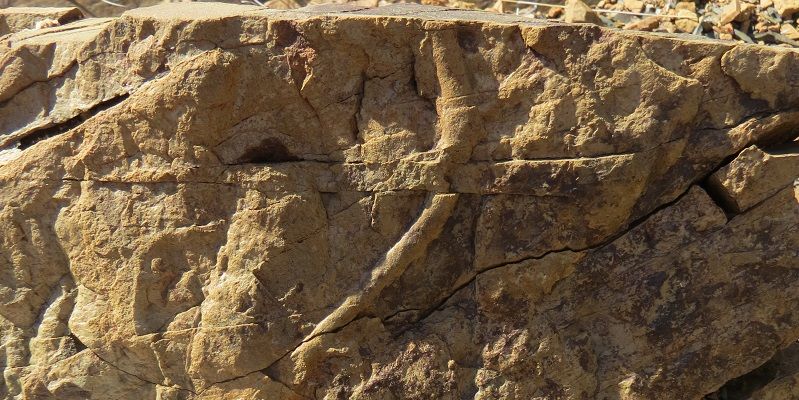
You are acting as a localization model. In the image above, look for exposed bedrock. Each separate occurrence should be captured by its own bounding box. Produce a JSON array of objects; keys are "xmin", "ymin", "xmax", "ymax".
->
[{"xmin": 0, "ymin": 3, "xmax": 797, "ymax": 399}]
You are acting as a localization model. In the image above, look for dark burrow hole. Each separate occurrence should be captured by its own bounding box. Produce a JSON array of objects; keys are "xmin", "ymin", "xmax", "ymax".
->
[
  {"xmin": 18, "ymin": 93, "xmax": 129, "ymax": 150},
  {"xmin": 231, "ymin": 137, "xmax": 300, "ymax": 164},
  {"xmin": 57, "ymin": 9, "xmax": 84, "ymax": 25}
]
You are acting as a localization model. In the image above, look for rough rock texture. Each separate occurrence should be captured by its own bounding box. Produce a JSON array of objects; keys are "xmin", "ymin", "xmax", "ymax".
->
[
  {"xmin": 0, "ymin": 7, "xmax": 82, "ymax": 36},
  {"xmin": 0, "ymin": 3, "xmax": 798, "ymax": 399}
]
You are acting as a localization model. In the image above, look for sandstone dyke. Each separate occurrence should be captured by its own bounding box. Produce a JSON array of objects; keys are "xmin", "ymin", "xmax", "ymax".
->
[{"xmin": 0, "ymin": 4, "xmax": 798, "ymax": 399}]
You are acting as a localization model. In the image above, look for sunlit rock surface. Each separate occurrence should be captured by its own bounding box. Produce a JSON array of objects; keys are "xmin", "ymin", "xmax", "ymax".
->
[{"xmin": 0, "ymin": 4, "xmax": 798, "ymax": 399}]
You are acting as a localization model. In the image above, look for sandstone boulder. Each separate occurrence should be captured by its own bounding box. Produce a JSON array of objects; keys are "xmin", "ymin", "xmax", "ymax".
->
[
  {"xmin": 0, "ymin": 3, "xmax": 797, "ymax": 399},
  {"xmin": 0, "ymin": 7, "xmax": 82, "ymax": 36}
]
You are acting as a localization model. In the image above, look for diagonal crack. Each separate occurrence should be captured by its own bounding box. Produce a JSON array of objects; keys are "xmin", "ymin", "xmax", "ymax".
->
[
  {"xmin": 85, "ymin": 347, "xmax": 197, "ymax": 395},
  {"xmin": 401, "ymin": 121, "xmax": 799, "ymax": 328},
  {"xmin": 404, "ymin": 136, "xmax": 785, "ymax": 327},
  {"xmin": 1, "ymin": 93, "xmax": 129, "ymax": 152}
]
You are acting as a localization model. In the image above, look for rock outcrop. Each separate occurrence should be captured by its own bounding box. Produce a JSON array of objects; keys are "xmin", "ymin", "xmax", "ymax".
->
[
  {"xmin": 0, "ymin": 4, "xmax": 798, "ymax": 399},
  {"xmin": 0, "ymin": 7, "xmax": 83, "ymax": 36}
]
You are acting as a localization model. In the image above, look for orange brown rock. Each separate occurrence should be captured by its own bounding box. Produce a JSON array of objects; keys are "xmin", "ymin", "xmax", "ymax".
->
[{"xmin": 0, "ymin": 4, "xmax": 798, "ymax": 399}]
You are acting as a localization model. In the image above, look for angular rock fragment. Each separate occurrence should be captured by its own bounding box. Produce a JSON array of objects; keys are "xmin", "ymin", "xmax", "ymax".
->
[
  {"xmin": 564, "ymin": 0, "xmax": 602, "ymax": 24},
  {"xmin": 0, "ymin": 7, "xmax": 82, "ymax": 36},
  {"xmin": 0, "ymin": 3, "xmax": 797, "ymax": 399},
  {"xmin": 775, "ymin": 0, "xmax": 799, "ymax": 18},
  {"xmin": 707, "ymin": 143, "xmax": 799, "ymax": 213}
]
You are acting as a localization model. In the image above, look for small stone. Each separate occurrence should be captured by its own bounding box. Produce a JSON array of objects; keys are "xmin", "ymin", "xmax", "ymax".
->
[
  {"xmin": 548, "ymin": 6, "xmax": 565, "ymax": 18},
  {"xmin": 675, "ymin": 9, "xmax": 700, "ymax": 31},
  {"xmin": 718, "ymin": 0, "xmax": 742, "ymax": 25},
  {"xmin": 755, "ymin": 20, "xmax": 779, "ymax": 31},
  {"xmin": 754, "ymin": 29, "xmax": 799, "ymax": 44},
  {"xmin": 33, "ymin": 18, "xmax": 60, "ymax": 30},
  {"xmin": 733, "ymin": 28, "xmax": 755, "ymax": 41},
  {"xmin": 624, "ymin": 0, "xmax": 645, "ymax": 12},
  {"xmin": 714, "ymin": 22, "xmax": 735, "ymax": 39},
  {"xmin": 760, "ymin": 0, "xmax": 774, "ymax": 7},
  {"xmin": 764, "ymin": 6, "xmax": 784, "ymax": 22},
  {"xmin": 564, "ymin": 0, "xmax": 603, "ymax": 24},
  {"xmin": 676, "ymin": 8, "xmax": 699, "ymax": 20},
  {"xmin": 488, "ymin": 0, "xmax": 505, "ymax": 13},
  {"xmin": 675, "ymin": 1, "xmax": 697, "ymax": 11},
  {"xmin": 774, "ymin": 0, "xmax": 799, "ymax": 18},
  {"xmin": 675, "ymin": 19, "xmax": 699, "ymax": 32},
  {"xmin": 781, "ymin": 22, "xmax": 799, "ymax": 38},
  {"xmin": 736, "ymin": 3, "xmax": 757, "ymax": 20},
  {"xmin": 624, "ymin": 16, "xmax": 661, "ymax": 30},
  {"xmin": 658, "ymin": 20, "xmax": 678, "ymax": 32}
]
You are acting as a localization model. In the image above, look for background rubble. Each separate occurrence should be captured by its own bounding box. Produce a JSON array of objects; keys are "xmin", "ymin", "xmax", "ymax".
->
[{"xmin": 2, "ymin": 0, "xmax": 798, "ymax": 46}]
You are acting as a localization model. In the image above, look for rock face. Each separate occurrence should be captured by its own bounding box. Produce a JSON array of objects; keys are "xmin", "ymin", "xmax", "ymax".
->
[
  {"xmin": 0, "ymin": 7, "xmax": 83, "ymax": 36},
  {"xmin": 0, "ymin": 3, "xmax": 798, "ymax": 399}
]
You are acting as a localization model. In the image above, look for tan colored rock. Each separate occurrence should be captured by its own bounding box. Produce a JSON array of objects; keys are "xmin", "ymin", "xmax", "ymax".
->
[
  {"xmin": 0, "ymin": 7, "xmax": 82, "ymax": 36},
  {"xmin": 738, "ymin": 2, "xmax": 757, "ymax": 20},
  {"xmin": 547, "ymin": 6, "xmax": 564, "ymax": 18},
  {"xmin": 564, "ymin": 0, "xmax": 603, "ymax": 24},
  {"xmin": 676, "ymin": 0, "xmax": 697, "ymax": 11},
  {"xmin": 718, "ymin": 0, "xmax": 742, "ymax": 25},
  {"xmin": 721, "ymin": 45, "xmax": 799, "ymax": 108},
  {"xmin": 707, "ymin": 144, "xmax": 799, "ymax": 213},
  {"xmin": 625, "ymin": 15, "xmax": 661, "ymax": 30},
  {"xmin": 624, "ymin": 0, "xmax": 644, "ymax": 12},
  {"xmin": 0, "ymin": 3, "xmax": 797, "ymax": 399},
  {"xmin": 775, "ymin": 0, "xmax": 799, "ymax": 18},
  {"xmin": 782, "ymin": 23, "xmax": 799, "ymax": 39},
  {"xmin": 675, "ymin": 9, "xmax": 699, "ymax": 32}
]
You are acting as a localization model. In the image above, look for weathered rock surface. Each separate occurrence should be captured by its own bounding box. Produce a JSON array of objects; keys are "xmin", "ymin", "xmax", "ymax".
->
[
  {"xmin": 0, "ymin": 3, "xmax": 798, "ymax": 399},
  {"xmin": 0, "ymin": 7, "xmax": 82, "ymax": 36}
]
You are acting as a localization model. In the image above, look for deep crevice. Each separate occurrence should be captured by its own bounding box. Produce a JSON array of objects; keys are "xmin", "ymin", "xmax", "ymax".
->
[
  {"xmin": 699, "ymin": 178, "xmax": 739, "ymax": 218},
  {"xmin": 17, "ymin": 93, "xmax": 129, "ymax": 150},
  {"xmin": 69, "ymin": 333, "xmax": 87, "ymax": 352},
  {"xmin": 703, "ymin": 363, "xmax": 778, "ymax": 400},
  {"xmin": 763, "ymin": 137, "xmax": 799, "ymax": 155},
  {"xmin": 703, "ymin": 342, "xmax": 799, "ymax": 400}
]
